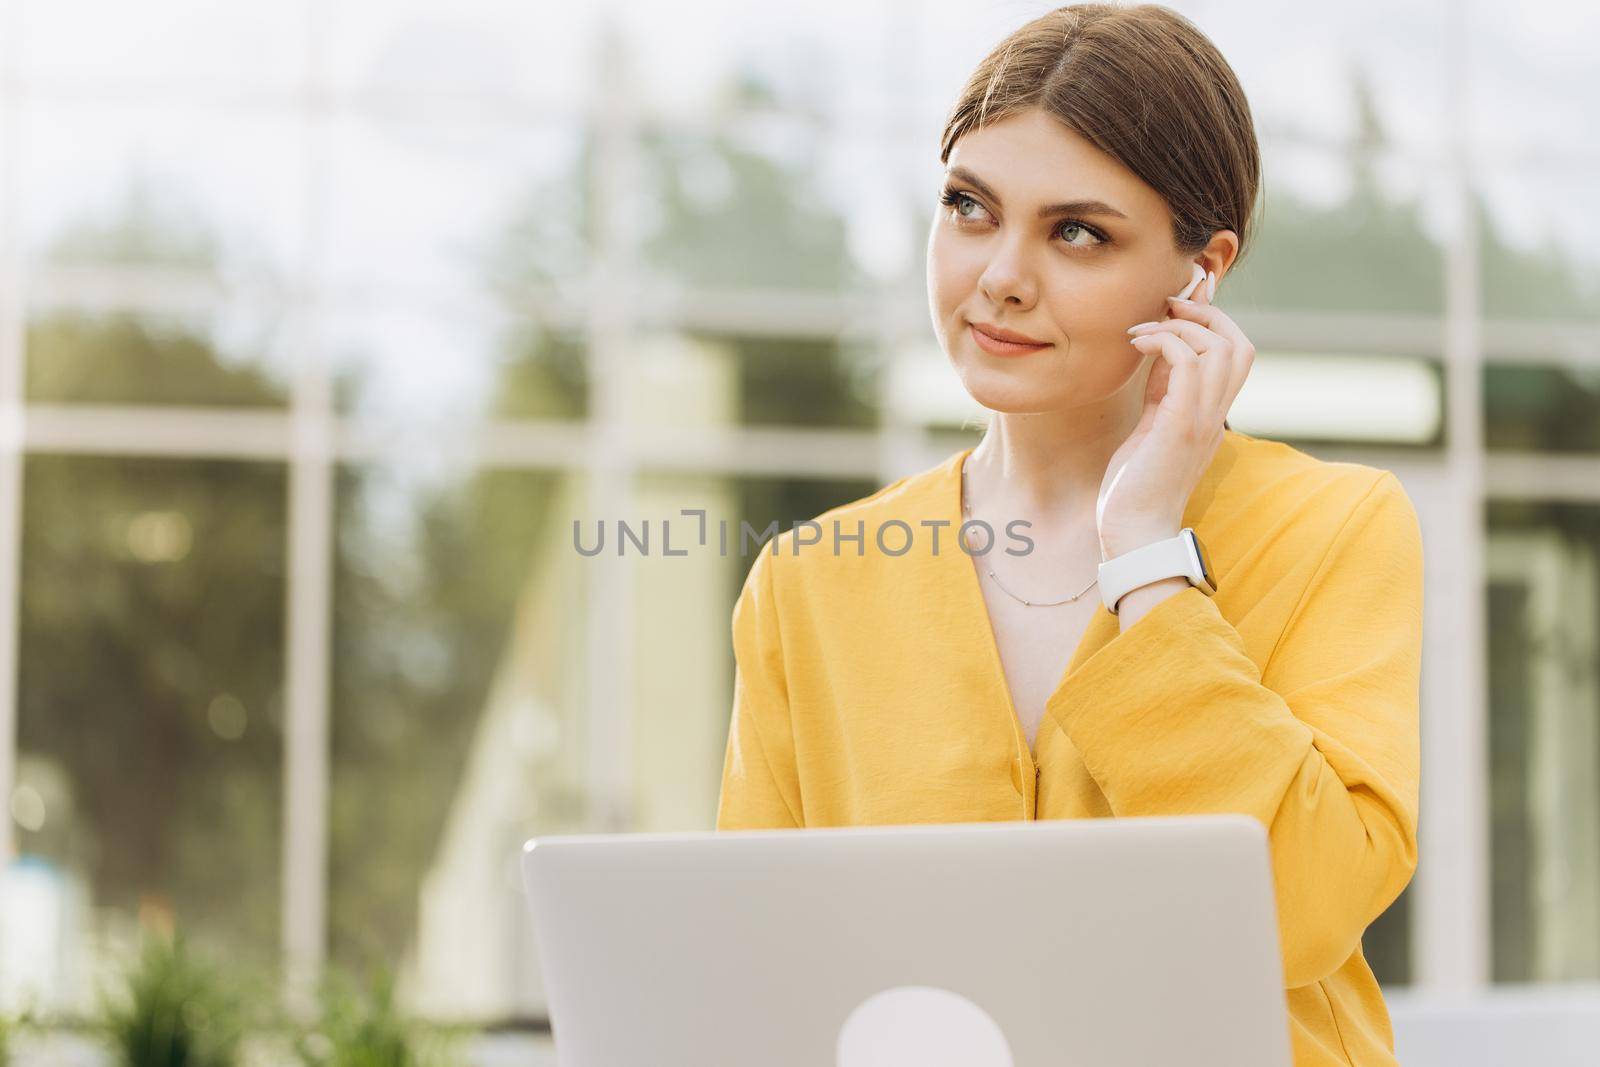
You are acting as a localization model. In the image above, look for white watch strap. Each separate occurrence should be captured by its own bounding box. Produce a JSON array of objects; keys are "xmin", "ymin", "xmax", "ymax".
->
[{"xmin": 1098, "ymin": 529, "xmax": 1211, "ymax": 614}]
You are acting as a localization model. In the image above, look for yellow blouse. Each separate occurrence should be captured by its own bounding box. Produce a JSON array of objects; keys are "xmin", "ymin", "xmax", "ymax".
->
[{"xmin": 716, "ymin": 428, "xmax": 1425, "ymax": 1067}]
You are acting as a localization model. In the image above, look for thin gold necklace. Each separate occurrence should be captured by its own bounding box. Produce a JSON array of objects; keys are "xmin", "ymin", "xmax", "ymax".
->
[{"xmin": 961, "ymin": 459, "xmax": 1098, "ymax": 608}]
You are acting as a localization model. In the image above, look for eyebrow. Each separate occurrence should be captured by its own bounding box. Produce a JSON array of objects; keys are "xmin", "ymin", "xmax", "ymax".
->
[{"xmin": 944, "ymin": 166, "xmax": 1129, "ymax": 221}]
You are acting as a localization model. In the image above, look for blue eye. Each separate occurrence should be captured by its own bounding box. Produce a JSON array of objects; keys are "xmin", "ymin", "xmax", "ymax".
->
[
  {"xmin": 937, "ymin": 187, "xmax": 1109, "ymax": 250},
  {"xmin": 938, "ymin": 188, "xmax": 982, "ymax": 219},
  {"xmin": 1055, "ymin": 220, "xmax": 1107, "ymax": 248}
]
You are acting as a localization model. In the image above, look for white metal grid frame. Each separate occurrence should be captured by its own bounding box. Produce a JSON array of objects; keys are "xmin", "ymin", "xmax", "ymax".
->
[{"xmin": 0, "ymin": 0, "xmax": 1597, "ymax": 1017}]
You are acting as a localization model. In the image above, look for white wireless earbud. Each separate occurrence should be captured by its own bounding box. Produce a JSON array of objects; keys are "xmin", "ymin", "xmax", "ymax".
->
[{"xmin": 1174, "ymin": 261, "xmax": 1208, "ymax": 301}]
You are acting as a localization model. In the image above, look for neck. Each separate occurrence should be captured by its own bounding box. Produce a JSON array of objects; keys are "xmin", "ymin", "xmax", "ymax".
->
[{"xmin": 964, "ymin": 394, "xmax": 1146, "ymax": 530}]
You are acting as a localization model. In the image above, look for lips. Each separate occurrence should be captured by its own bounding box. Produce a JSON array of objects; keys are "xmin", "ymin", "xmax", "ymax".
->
[{"xmin": 968, "ymin": 321, "xmax": 1052, "ymax": 356}]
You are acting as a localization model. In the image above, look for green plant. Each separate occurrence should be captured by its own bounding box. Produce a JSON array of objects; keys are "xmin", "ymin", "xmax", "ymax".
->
[
  {"xmin": 294, "ymin": 966, "xmax": 464, "ymax": 1067},
  {"xmin": 0, "ymin": 995, "xmax": 43, "ymax": 1067},
  {"xmin": 100, "ymin": 929, "xmax": 247, "ymax": 1067}
]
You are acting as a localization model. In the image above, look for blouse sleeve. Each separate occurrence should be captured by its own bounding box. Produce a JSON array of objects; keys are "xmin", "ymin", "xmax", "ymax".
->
[
  {"xmin": 1044, "ymin": 470, "xmax": 1424, "ymax": 989},
  {"xmin": 716, "ymin": 545, "xmax": 805, "ymax": 830}
]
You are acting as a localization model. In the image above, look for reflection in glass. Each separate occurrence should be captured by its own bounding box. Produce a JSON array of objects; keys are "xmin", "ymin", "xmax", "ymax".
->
[
  {"xmin": 22, "ymin": 101, "xmax": 304, "ymax": 284},
  {"xmin": 14, "ymin": 455, "xmax": 287, "ymax": 1012},
  {"xmin": 327, "ymin": 0, "xmax": 595, "ymax": 108},
  {"xmin": 738, "ymin": 333, "xmax": 875, "ymax": 430},
  {"xmin": 19, "ymin": 0, "xmax": 307, "ymax": 90},
  {"xmin": 1467, "ymin": 0, "xmax": 1600, "ymax": 169},
  {"xmin": 637, "ymin": 119, "xmax": 864, "ymax": 293},
  {"xmin": 887, "ymin": 343, "xmax": 987, "ymax": 437},
  {"xmin": 627, "ymin": 330, "xmax": 877, "ymax": 430},
  {"xmin": 1229, "ymin": 354, "xmax": 1442, "ymax": 447},
  {"xmin": 326, "ymin": 117, "xmax": 588, "ymax": 299},
  {"xmin": 27, "ymin": 306, "xmax": 292, "ymax": 407},
  {"xmin": 1485, "ymin": 363, "xmax": 1600, "ymax": 454},
  {"xmin": 1230, "ymin": 142, "xmax": 1444, "ymax": 315},
  {"xmin": 332, "ymin": 463, "xmax": 588, "ymax": 1020},
  {"xmin": 329, "ymin": 304, "xmax": 586, "ymax": 421},
  {"xmin": 1487, "ymin": 501, "xmax": 1600, "ymax": 981},
  {"xmin": 623, "ymin": 0, "xmax": 897, "ymax": 123},
  {"xmin": 1477, "ymin": 165, "xmax": 1600, "ymax": 323}
]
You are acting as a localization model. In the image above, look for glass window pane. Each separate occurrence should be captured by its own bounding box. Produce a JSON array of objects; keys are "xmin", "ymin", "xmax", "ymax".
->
[
  {"xmin": 1487, "ymin": 501, "xmax": 1600, "ymax": 982},
  {"xmin": 26, "ymin": 305, "xmax": 292, "ymax": 407},
  {"xmin": 1485, "ymin": 362, "xmax": 1600, "ymax": 454},
  {"xmin": 329, "ymin": 304, "xmax": 586, "ymax": 420},
  {"xmin": 1228, "ymin": 353, "xmax": 1443, "ymax": 447},
  {"xmin": 328, "ymin": 0, "xmax": 595, "ymax": 109},
  {"xmin": 1182, "ymin": 0, "xmax": 1448, "ymax": 154},
  {"xmin": 22, "ymin": 100, "xmax": 305, "ymax": 282},
  {"xmin": 332, "ymin": 463, "xmax": 587, "ymax": 1020},
  {"xmin": 636, "ymin": 117, "xmax": 868, "ymax": 294},
  {"xmin": 1478, "ymin": 164, "xmax": 1600, "ymax": 323},
  {"xmin": 19, "ymin": 0, "xmax": 307, "ymax": 91},
  {"xmin": 623, "ymin": 1, "xmax": 898, "ymax": 124},
  {"xmin": 886, "ymin": 342, "xmax": 987, "ymax": 438},
  {"xmin": 1468, "ymin": 0, "xmax": 1599, "ymax": 167},
  {"xmin": 629, "ymin": 330, "xmax": 877, "ymax": 430},
  {"xmin": 327, "ymin": 116, "xmax": 588, "ymax": 301},
  {"xmin": 1230, "ymin": 143, "xmax": 1446, "ymax": 315},
  {"xmin": 12, "ymin": 455, "xmax": 287, "ymax": 1013},
  {"xmin": 659, "ymin": 334, "xmax": 883, "ymax": 435}
]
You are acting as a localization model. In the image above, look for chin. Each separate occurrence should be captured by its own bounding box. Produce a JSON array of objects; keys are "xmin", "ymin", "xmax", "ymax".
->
[{"xmin": 954, "ymin": 361, "xmax": 1070, "ymax": 415}]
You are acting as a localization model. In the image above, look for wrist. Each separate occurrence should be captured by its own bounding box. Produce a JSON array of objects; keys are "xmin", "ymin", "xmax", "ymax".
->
[
  {"xmin": 1112, "ymin": 575, "xmax": 1189, "ymax": 629},
  {"xmin": 1099, "ymin": 525, "xmax": 1183, "ymax": 562}
]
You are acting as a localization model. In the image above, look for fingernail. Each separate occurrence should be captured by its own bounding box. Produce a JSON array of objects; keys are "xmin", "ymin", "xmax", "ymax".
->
[
  {"xmin": 1167, "ymin": 295, "xmax": 1196, "ymax": 305},
  {"xmin": 1126, "ymin": 321, "xmax": 1163, "ymax": 334}
]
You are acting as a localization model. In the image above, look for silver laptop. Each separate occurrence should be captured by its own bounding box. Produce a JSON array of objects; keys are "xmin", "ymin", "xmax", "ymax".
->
[{"xmin": 520, "ymin": 813, "xmax": 1292, "ymax": 1066}]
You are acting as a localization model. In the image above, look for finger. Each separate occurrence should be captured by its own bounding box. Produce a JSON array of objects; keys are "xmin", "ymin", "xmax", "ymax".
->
[
  {"xmin": 1219, "ymin": 339, "xmax": 1254, "ymax": 423},
  {"xmin": 1129, "ymin": 331, "xmax": 1202, "ymax": 439},
  {"xmin": 1129, "ymin": 318, "xmax": 1224, "ymax": 353},
  {"xmin": 1165, "ymin": 295, "xmax": 1250, "ymax": 351},
  {"xmin": 1164, "ymin": 297, "xmax": 1255, "ymax": 420},
  {"xmin": 1185, "ymin": 276, "xmax": 1239, "ymax": 423},
  {"xmin": 1129, "ymin": 319, "xmax": 1230, "ymax": 419},
  {"xmin": 1139, "ymin": 353, "xmax": 1168, "ymax": 433}
]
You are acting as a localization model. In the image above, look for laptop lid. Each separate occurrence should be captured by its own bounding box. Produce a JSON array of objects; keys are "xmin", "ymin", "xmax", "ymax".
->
[{"xmin": 521, "ymin": 813, "xmax": 1292, "ymax": 1067}]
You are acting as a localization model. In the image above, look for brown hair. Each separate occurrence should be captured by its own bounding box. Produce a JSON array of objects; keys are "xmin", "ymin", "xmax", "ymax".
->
[{"xmin": 940, "ymin": 3, "xmax": 1263, "ymax": 432}]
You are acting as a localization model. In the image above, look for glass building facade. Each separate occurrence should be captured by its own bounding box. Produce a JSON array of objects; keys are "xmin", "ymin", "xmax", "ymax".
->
[{"xmin": 0, "ymin": 0, "xmax": 1597, "ymax": 1029}]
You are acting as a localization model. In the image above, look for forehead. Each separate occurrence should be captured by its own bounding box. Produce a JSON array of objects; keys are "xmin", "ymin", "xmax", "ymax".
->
[{"xmin": 947, "ymin": 108, "xmax": 1167, "ymax": 221}]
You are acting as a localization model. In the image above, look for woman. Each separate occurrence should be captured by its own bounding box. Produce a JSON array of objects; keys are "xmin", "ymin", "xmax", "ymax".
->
[{"xmin": 716, "ymin": 5, "xmax": 1423, "ymax": 1066}]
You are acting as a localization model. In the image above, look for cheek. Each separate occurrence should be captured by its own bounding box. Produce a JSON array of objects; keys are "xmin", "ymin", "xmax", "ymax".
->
[
  {"xmin": 1051, "ymin": 267, "xmax": 1117, "ymax": 312},
  {"xmin": 1043, "ymin": 268, "xmax": 1152, "ymax": 338},
  {"xmin": 925, "ymin": 228, "xmax": 978, "ymax": 308}
]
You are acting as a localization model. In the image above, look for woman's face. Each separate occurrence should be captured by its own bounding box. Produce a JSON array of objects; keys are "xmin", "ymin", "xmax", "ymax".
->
[{"xmin": 926, "ymin": 107, "xmax": 1197, "ymax": 416}]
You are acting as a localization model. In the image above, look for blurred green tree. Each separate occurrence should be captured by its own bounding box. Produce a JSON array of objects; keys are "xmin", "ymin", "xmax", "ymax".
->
[{"xmin": 19, "ymin": 301, "xmax": 287, "ymax": 975}]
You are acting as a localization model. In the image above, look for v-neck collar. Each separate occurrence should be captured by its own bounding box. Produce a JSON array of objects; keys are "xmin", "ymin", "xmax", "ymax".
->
[
  {"xmin": 930, "ymin": 432, "xmax": 1240, "ymax": 798},
  {"xmin": 938, "ymin": 447, "xmax": 1115, "ymax": 786}
]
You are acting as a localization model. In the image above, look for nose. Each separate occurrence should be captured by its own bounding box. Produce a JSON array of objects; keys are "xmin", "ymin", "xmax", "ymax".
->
[{"xmin": 976, "ymin": 236, "xmax": 1038, "ymax": 309}]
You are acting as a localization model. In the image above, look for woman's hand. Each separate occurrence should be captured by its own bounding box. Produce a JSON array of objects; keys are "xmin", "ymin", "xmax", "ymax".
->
[{"xmin": 1095, "ymin": 274, "xmax": 1255, "ymax": 561}]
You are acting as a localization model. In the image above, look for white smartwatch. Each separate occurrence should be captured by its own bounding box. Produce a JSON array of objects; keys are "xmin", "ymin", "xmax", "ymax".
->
[{"xmin": 1098, "ymin": 528, "xmax": 1218, "ymax": 615}]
